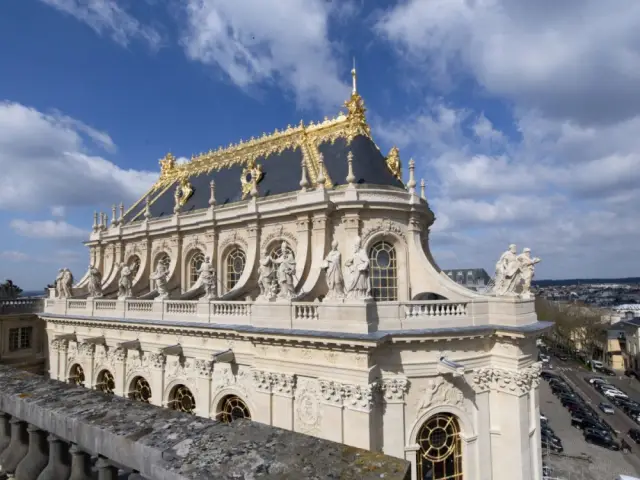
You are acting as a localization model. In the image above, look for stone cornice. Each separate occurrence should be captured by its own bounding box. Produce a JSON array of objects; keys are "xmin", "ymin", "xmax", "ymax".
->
[{"xmin": 471, "ymin": 363, "xmax": 542, "ymax": 395}]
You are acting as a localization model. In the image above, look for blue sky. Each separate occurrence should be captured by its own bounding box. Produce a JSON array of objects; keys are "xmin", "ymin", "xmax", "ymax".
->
[{"xmin": 1, "ymin": 0, "xmax": 639, "ymax": 290}]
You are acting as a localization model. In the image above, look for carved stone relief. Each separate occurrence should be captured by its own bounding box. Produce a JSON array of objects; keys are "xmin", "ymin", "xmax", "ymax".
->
[
  {"xmin": 417, "ymin": 377, "xmax": 466, "ymax": 413},
  {"xmin": 212, "ymin": 363, "xmax": 249, "ymax": 397},
  {"xmin": 471, "ymin": 363, "xmax": 542, "ymax": 395},
  {"xmin": 361, "ymin": 218, "xmax": 406, "ymax": 244},
  {"xmin": 381, "ymin": 377, "xmax": 410, "ymax": 402},
  {"xmin": 295, "ymin": 378, "xmax": 322, "ymax": 434},
  {"xmin": 219, "ymin": 231, "xmax": 248, "ymax": 251},
  {"xmin": 260, "ymin": 225, "xmax": 298, "ymax": 252}
]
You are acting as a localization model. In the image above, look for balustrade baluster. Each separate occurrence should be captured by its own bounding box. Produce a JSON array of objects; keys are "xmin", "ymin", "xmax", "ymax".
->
[
  {"xmin": 68, "ymin": 444, "xmax": 92, "ymax": 480},
  {"xmin": 36, "ymin": 435, "xmax": 71, "ymax": 480},
  {"xmin": 15, "ymin": 425, "xmax": 49, "ymax": 480},
  {"xmin": 0, "ymin": 419, "xmax": 29, "ymax": 475},
  {"xmin": 0, "ymin": 413, "xmax": 10, "ymax": 456},
  {"xmin": 95, "ymin": 456, "xmax": 118, "ymax": 480}
]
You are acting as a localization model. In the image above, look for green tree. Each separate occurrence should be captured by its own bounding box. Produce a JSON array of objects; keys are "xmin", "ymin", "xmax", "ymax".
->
[{"xmin": 0, "ymin": 280, "xmax": 23, "ymax": 298}]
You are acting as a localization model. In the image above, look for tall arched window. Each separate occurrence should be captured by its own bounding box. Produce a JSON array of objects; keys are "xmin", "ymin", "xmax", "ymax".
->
[
  {"xmin": 189, "ymin": 251, "xmax": 205, "ymax": 288},
  {"xmin": 417, "ymin": 413, "xmax": 463, "ymax": 480},
  {"xmin": 225, "ymin": 248, "xmax": 246, "ymax": 292},
  {"xmin": 369, "ymin": 241, "xmax": 398, "ymax": 301},
  {"xmin": 68, "ymin": 364, "xmax": 85, "ymax": 386}
]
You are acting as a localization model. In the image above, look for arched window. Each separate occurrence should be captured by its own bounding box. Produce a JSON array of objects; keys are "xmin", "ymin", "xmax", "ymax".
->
[
  {"xmin": 129, "ymin": 255, "xmax": 141, "ymax": 280},
  {"xmin": 369, "ymin": 241, "xmax": 398, "ymax": 301},
  {"xmin": 128, "ymin": 376, "xmax": 152, "ymax": 403},
  {"xmin": 218, "ymin": 395, "xmax": 251, "ymax": 423},
  {"xmin": 68, "ymin": 364, "xmax": 85, "ymax": 386},
  {"xmin": 168, "ymin": 384, "xmax": 196, "ymax": 414},
  {"xmin": 225, "ymin": 248, "xmax": 246, "ymax": 292},
  {"xmin": 189, "ymin": 251, "xmax": 205, "ymax": 288},
  {"xmin": 95, "ymin": 369, "xmax": 115, "ymax": 394},
  {"xmin": 417, "ymin": 413, "xmax": 463, "ymax": 480}
]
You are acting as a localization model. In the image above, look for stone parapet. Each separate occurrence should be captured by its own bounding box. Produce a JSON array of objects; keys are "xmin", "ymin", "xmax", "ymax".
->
[
  {"xmin": 0, "ymin": 298, "xmax": 44, "ymax": 315},
  {"xmin": 0, "ymin": 365, "xmax": 410, "ymax": 480}
]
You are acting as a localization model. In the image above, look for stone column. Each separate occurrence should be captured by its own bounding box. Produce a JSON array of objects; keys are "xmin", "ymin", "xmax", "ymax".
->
[
  {"xmin": 95, "ymin": 456, "xmax": 119, "ymax": 480},
  {"xmin": 0, "ymin": 418, "xmax": 29, "ymax": 475},
  {"xmin": 58, "ymin": 340, "xmax": 70, "ymax": 382},
  {"xmin": 380, "ymin": 377, "xmax": 409, "ymax": 458},
  {"xmin": 37, "ymin": 434, "xmax": 71, "ymax": 480},
  {"xmin": 195, "ymin": 360, "xmax": 213, "ymax": 419},
  {"xmin": 68, "ymin": 444, "xmax": 92, "ymax": 480},
  {"xmin": 469, "ymin": 375, "xmax": 492, "ymax": 480},
  {"xmin": 148, "ymin": 353, "xmax": 166, "ymax": 407},
  {"xmin": 15, "ymin": 424, "xmax": 49, "ymax": 480},
  {"xmin": 0, "ymin": 413, "xmax": 11, "ymax": 455},
  {"xmin": 48, "ymin": 340, "xmax": 61, "ymax": 381},
  {"xmin": 250, "ymin": 370, "xmax": 273, "ymax": 425},
  {"xmin": 271, "ymin": 373, "xmax": 296, "ymax": 430}
]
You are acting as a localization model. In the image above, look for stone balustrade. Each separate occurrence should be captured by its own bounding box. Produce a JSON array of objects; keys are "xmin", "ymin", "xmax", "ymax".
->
[
  {"xmin": 42, "ymin": 295, "xmax": 538, "ymax": 332},
  {"xmin": 0, "ymin": 299, "xmax": 44, "ymax": 316},
  {"xmin": 0, "ymin": 365, "xmax": 410, "ymax": 480}
]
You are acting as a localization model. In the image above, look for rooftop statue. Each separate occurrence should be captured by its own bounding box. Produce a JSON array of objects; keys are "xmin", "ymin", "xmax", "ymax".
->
[
  {"xmin": 517, "ymin": 248, "xmax": 541, "ymax": 300},
  {"xmin": 493, "ymin": 244, "xmax": 541, "ymax": 298},
  {"xmin": 117, "ymin": 263, "xmax": 133, "ymax": 299},
  {"xmin": 273, "ymin": 242, "xmax": 297, "ymax": 300},
  {"xmin": 344, "ymin": 237, "xmax": 371, "ymax": 300},
  {"xmin": 87, "ymin": 265, "xmax": 103, "ymax": 298},
  {"xmin": 150, "ymin": 261, "xmax": 171, "ymax": 300},
  {"xmin": 55, "ymin": 268, "xmax": 74, "ymax": 299},
  {"xmin": 321, "ymin": 240, "xmax": 345, "ymax": 300}
]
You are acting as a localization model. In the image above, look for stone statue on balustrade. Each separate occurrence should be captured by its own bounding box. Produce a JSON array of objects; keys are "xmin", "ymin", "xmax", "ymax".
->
[
  {"xmin": 343, "ymin": 237, "xmax": 371, "ymax": 300},
  {"xmin": 150, "ymin": 261, "xmax": 170, "ymax": 300},
  {"xmin": 517, "ymin": 248, "xmax": 541, "ymax": 299},
  {"xmin": 493, "ymin": 244, "xmax": 520, "ymax": 296},
  {"xmin": 87, "ymin": 265, "xmax": 103, "ymax": 298},
  {"xmin": 117, "ymin": 263, "xmax": 133, "ymax": 299},
  {"xmin": 273, "ymin": 242, "xmax": 297, "ymax": 300},
  {"xmin": 257, "ymin": 249, "xmax": 277, "ymax": 300},
  {"xmin": 55, "ymin": 268, "xmax": 74, "ymax": 298},
  {"xmin": 196, "ymin": 256, "xmax": 217, "ymax": 300},
  {"xmin": 321, "ymin": 240, "xmax": 345, "ymax": 300}
]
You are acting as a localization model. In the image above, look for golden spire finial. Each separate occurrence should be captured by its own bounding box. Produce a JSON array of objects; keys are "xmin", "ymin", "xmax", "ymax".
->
[{"xmin": 351, "ymin": 57, "xmax": 357, "ymax": 95}]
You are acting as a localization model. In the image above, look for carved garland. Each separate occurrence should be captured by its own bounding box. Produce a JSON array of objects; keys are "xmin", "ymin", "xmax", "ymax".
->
[
  {"xmin": 417, "ymin": 377, "xmax": 466, "ymax": 413},
  {"xmin": 124, "ymin": 242, "xmax": 145, "ymax": 259},
  {"xmin": 260, "ymin": 225, "xmax": 298, "ymax": 252},
  {"xmin": 361, "ymin": 219, "xmax": 406, "ymax": 245},
  {"xmin": 182, "ymin": 236, "xmax": 207, "ymax": 258},
  {"xmin": 219, "ymin": 232, "xmax": 249, "ymax": 252}
]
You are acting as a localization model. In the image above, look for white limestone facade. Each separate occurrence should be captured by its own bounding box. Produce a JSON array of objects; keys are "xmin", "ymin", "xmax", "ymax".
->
[{"xmin": 41, "ymin": 84, "xmax": 550, "ymax": 480}]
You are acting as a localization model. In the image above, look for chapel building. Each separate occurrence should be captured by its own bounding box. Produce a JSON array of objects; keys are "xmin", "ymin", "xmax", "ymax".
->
[{"xmin": 41, "ymin": 70, "xmax": 550, "ymax": 480}]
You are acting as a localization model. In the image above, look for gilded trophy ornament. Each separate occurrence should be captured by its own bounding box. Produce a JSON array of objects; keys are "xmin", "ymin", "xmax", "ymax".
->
[
  {"xmin": 385, "ymin": 146, "xmax": 402, "ymax": 181},
  {"xmin": 159, "ymin": 153, "xmax": 177, "ymax": 177},
  {"xmin": 174, "ymin": 176, "xmax": 194, "ymax": 208},
  {"xmin": 240, "ymin": 159, "xmax": 264, "ymax": 199}
]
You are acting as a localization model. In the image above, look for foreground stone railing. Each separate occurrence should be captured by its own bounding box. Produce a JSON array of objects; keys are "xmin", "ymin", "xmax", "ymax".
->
[
  {"xmin": 0, "ymin": 365, "xmax": 410, "ymax": 480},
  {"xmin": 0, "ymin": 298, "xmax": 44, "ymax": 316}
]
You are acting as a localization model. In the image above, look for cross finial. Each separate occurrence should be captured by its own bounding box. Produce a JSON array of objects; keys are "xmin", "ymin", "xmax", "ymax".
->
[{"xmin": 351, "ymin": 57, "xmax": 357, "ymax": 95}]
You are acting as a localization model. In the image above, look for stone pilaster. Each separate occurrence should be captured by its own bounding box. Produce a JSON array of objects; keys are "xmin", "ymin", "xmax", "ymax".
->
[
  {"xmin": 251, "ymin": 369, "xmax": 275, "ymax": 425},
  {"xmin": 380, "ymin": 377, "xmax": 409, "ymax": 459},
  {"xmin": 195, "ymin": 359, "xmax": 213, "ymax": 418},
  {"xmin": 77, "ymin": 343, "xmax": 96, "ymax": 389},
  {"xmin": 148, "ymin": 353, "xmax": 166, "ymax": 407},
  {"xmin": 112, "ymin": 347, "xmax": 127, "ymax": 397},
  {"xmin": 342, "ymin": 382, "xmax": 377, "ymax": 450},
  {"xmin": 270, "ymin": 372, "xmax": 297, "ymax": 431}
]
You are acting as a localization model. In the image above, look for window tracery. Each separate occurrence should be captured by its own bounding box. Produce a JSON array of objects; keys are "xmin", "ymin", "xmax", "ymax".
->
[
  {"xmin": 225, "ymin": 248, "xmax": 246, "ymax": 291},
  {"xmin": 168, "ymin": 384, "xmax": 196, "ymax": 414},
  {"xmin": 369, "ymin": 241, "xmax": 398, "ymax": 301},
  {"xmin": 218, "ymin": 395, "xmax": 251, "ymax": 423},
  {"xmin": 417, "ymin": 413, "xmax": 463, "ymax": 480},
  {"xmin": 68, "ymin": 364, "xmax": 85, "ymax": 386},
  {"xmin": 128, "ymin": 376, "xmax": 152, "ymax": 403},
  {"xmin": 95, "ymin": 369, "xmax": 115, "ymax": 394},
  {"xmin": 189, "ymin": 251, "xmax": 205, "ymax": 288}
]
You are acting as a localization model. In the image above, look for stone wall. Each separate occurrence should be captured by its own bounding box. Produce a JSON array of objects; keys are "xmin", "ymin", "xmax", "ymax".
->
[{"xmin": 0, "ymin": 365, "xmax": 410, "ymax": 479}]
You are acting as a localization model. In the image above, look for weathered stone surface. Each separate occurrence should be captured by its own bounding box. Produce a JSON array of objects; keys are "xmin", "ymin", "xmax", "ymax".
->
[{"xmin": 0, "ymin": 366, "xmax": 409, "ymax": 480}]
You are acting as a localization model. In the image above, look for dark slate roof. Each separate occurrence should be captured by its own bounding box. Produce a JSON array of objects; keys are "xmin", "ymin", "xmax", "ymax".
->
[{"xmin": 123, "ymin": 135, "xmax": 404, "ymax": 223}]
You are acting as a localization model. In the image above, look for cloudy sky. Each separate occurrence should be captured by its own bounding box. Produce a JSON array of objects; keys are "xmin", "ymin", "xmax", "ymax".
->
[{"xmin": 1, "ymin": 0, "xmax": 639, "ymax": 290}]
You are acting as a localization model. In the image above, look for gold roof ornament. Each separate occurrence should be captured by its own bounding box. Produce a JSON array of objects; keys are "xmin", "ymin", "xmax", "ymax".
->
[
  {"xmin": 159, "ymin": 153, "xmax": 177, "ymax": 178},
  {"xmin": 240, "ymin": 159, "xmax": 264, "ymax": 199},
  {"xmin": 386, "ymin": 146, "xmax": 402, "ymax": 181},
  {"xmin": 174, "ymin": 175, "xmax": 194, "ymax": 209}
]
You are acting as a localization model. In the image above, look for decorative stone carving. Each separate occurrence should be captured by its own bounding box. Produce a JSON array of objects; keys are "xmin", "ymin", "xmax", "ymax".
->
[
  {"xmin": 295, "ymin": 379, "xmax": 322, "ymax": 434},
  {"xmin": 195, "ymin": 359, "xmax": 213, "ymax": 377},
  {"xmin": 274, "ymin": 242, "xmax": 297, "ymax": 299},
  {"xmin": 151, "ymin": 240, "xmax": 172, "ymax": 259},
  {"xmin": 417, "ymin": 377, "xmax": 465, "ymax": 413},
  {"xmin": 125, "ymin": 350, "xmax": 151, "ymax": 381},
  {"xmin": 148, "ymin": 352, "xmax": 166, "ymax": 369},
  {"xmin": 257, "ymin": 249, "xmax": 278, "ymax": 300},
  {"xmin": 50, "ymin": 339, "xmax": 68, "ymax": 352},
  {"xmin": 219, "ymin": 231, "xmax": 248, "ymax": 251},
  {"xmin": 87, "ymin": 265, "xmax": 103, "ymax": 298},
  {"xmin": 493, "ymin": 244, "xmax": 541, "ymax": 298},
  {"xmin": 78, "ymin": 342, "xmax": 95, "ymax": 357},
  {"xmin": 252, "ymin": 369, "xmax": 273, "ymax": 393},
  {"xmin": 260, "ymin": 225, "xmax": 297, "ymax": 252},
  {"xmin": 67, "ymin": 342, "xmax": 78, "ymax": 365},
  {"xmin": 321, "ymin": 240, "xmax": 345, "ymax": 300},
  {"xmin": 381, "ymin": 377, "xmax": 410, "ymax": 402},
  {"xmin": 361, "ymin": 219, "xmax": 406, "ymax": 244},
  {"xmin": 112, "ymin": 347, "xmax": 127, "ymax": 363},
  {"xmin": 183, "ymin": 236, "xmax": 206, "ymax": 258},
  {"xmin": 55, "ymin": 268, "xmax": 74, "ymax": 298},
  {"xmin": 272, "ymin": 373, "xmax": 296, "ymax": 396},
  {"xmin": 150, "ymin": 261, "xmax": 171, "ymax": 300},
  {"xmin": 213, "ymin": 364, "xmax": 249, "ymax": 396},
  {"xmin": 195, "ymin": 256, "xmax": 217, "ymax": 300},
  {"xmin": 319, "ymin": 380, "xmax": 345, "ymax": 406},
  {"xmin": 471, "ymin": 363, "xmax": 542, "ymax": 395},
  {"xmin": 343, "ymin": 236, "xmax": 371, "ymax": 300},
  {"xmin": 117, "ymin": 263, "xmax": 133, "ymax": 299},
  {"xmin": 344, "ymin": 383, "xmax": 377, "ymax": 410},
  {"xmin": 165, "ymin": 357, "xmax": 195, "ymax": 383}
]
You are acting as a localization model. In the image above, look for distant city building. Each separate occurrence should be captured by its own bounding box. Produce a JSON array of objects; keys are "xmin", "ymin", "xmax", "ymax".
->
[{"xmin": 443, "ymin": 268, "xmax": 492, "ymax": 291}]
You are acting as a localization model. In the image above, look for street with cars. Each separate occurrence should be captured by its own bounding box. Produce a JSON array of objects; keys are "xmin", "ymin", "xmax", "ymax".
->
[{"xmin": 538, "ymin": 348, "xmax": 640, "ymax": 479}]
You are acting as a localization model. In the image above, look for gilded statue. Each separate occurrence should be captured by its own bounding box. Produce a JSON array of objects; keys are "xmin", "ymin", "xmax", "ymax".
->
[
  {"xmin": 385, "ymin": 146, "xmax": 402, "ymax": 180},
  {"xmin": 159, "ymin": 153, "xmax": 176, "ymax": 177}
]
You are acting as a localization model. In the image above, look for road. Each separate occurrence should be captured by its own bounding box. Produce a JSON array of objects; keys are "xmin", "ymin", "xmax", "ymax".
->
[{"xmin": 551, "ymin": 357, "xmax": 640, "ymax": 473}]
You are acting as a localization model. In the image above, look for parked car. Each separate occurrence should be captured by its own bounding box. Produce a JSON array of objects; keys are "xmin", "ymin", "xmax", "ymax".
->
[
  {"xmin": 541, "ymin": 371, "xmax": 560, "ymax": 381},
  {"xmin": 589, "ymin": 377, "xmax": 608, "ymax": 385},
  {"xmin": 600, "ymin": 367, "xmax": 617, "ymax": 377},
  {"xmin": 599, "ymin": 403, "xmax": 615, "ymax": 414},
  {"xmin": 571, "ymin": 417, "xmax": 609, "ymax": 436},
  {"xmin": 590, "ymin": 360, "xmax": 604, "ymax": 369},
  {"xmin": 584, "ymin": 428, "xmax": 620, "ymax": 451},
  {"xmin": 557, "ymin": 354, "xmax": 569, "ymax": 361},
  {"xmin": 604, "ymin": 389, "xmax": 629, "ymax": 400},
  {"xmin": 628, "ymin": 428, "xmax": 640, "ymax": 443},
  {"xmin": 541, "ymin": 439, "xmax": 564, "ymax": 453}
]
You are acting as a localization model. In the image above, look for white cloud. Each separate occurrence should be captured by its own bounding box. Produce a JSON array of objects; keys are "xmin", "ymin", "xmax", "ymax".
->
[
  {"xmin": 0, "ymin": 251, "xmax": 30, "ymax": 262},
  {"xmin": 376, "ymin": 0, "xmax": 640, "ymax": 126},
  {"xmin": 0, "ymin": 102, "xmax": 157, "ymax": 212},
  {"xmin": 10, "ymin": 219, "xmax": 88, "ymax": 240},
  {"xmin": 180, "ymin": 0, "xmax": 349, "ymax": 109},
  {"xmin": 39, "ymin": 0, "xmax": 161, "ymax": 49},
  {"xmin": 51, "ymin": 206, "xmax": 66, "ymax": 218}
]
